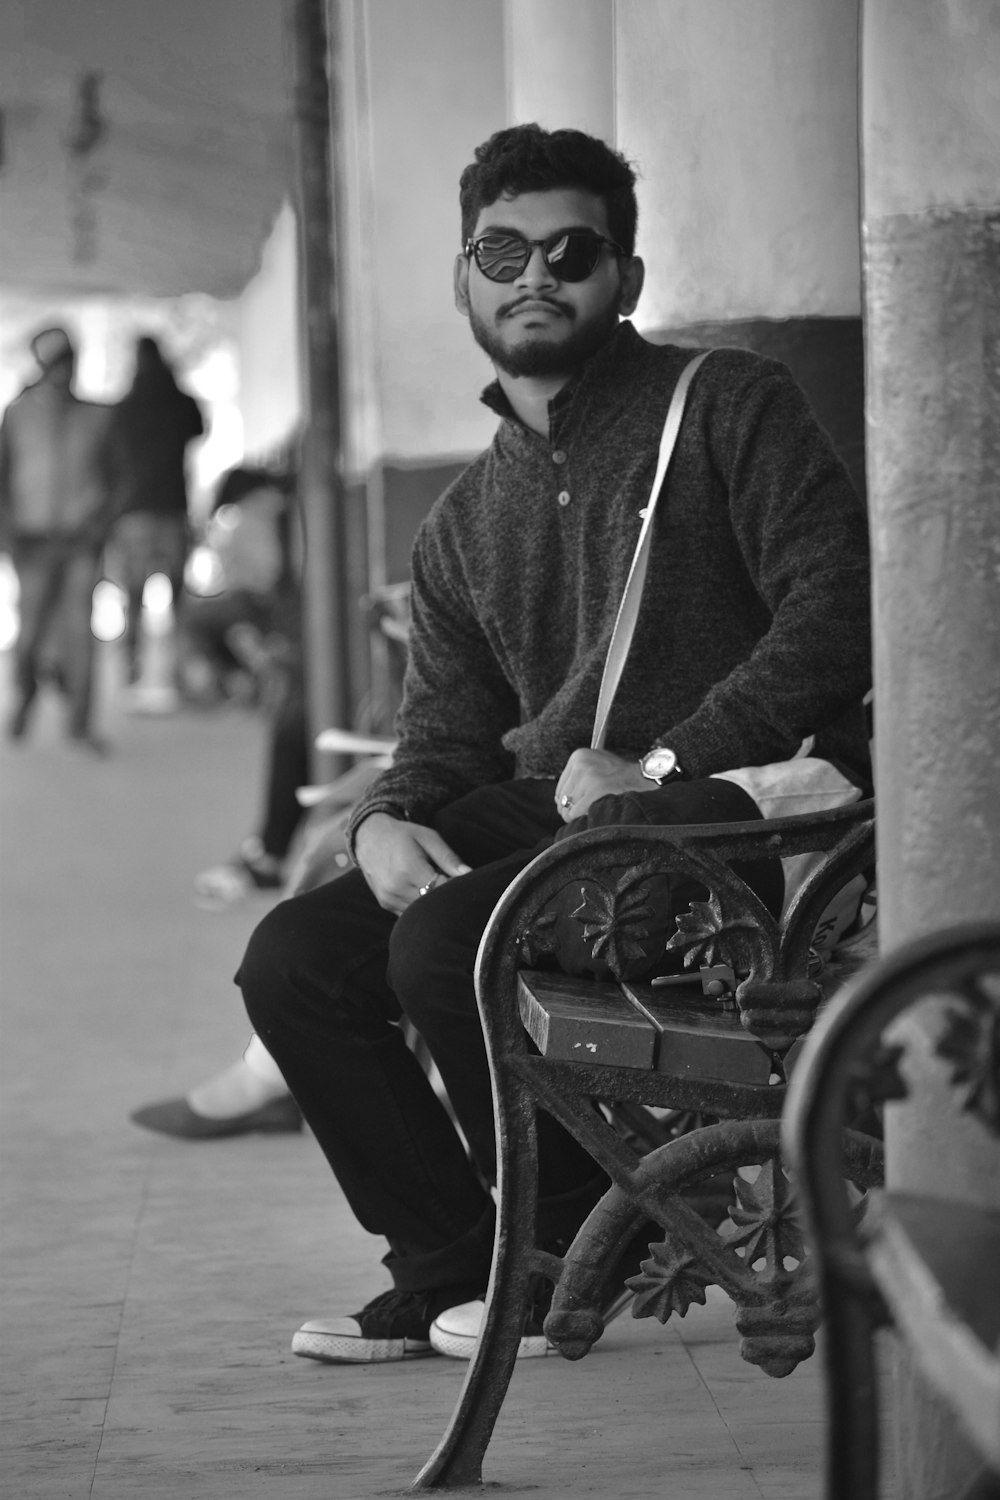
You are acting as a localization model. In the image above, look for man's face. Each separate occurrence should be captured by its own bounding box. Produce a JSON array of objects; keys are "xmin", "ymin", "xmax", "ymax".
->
[{"xmin": 454, "ymin": 187, "xmax": 643, "ymax": 380}]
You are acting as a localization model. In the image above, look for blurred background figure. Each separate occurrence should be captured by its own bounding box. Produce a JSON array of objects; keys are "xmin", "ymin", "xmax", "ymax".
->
[
  {"xmin": 0, "ymin": 325, "xmax": 115, "ymax": 749},
  {"xmin": 186, "ymin": 465, "xmax": 310, "ymax": 900},
  {"xmin": 105, "ymin": 335, "xmax": 204, "ymax": 701},
  {"xmin": 180, "ymin": 466, "xmax": 294, "ymax": 709}
]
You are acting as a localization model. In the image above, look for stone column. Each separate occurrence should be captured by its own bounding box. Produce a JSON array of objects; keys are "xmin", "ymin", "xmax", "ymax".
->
[
  {"xmin": 504, "ymin": 0, "xmax": 614, "ymax": 139},
  {"xmin": 862, "ymin": 1, "xmax": 1000, "ymax": 1493}
]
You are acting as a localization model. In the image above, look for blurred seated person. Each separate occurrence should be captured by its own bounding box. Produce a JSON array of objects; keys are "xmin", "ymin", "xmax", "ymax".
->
[
  {"xmin": 133, "ymin": 766, "xmax": 389, "ymax": 1137},
  {"xmin": 192, "ymin": 678, "xmax": 309, "ymax": 902},
  {"xmin": 180, "ymin": 466, "xmax": 296, "ymax": 708},
  {"xmin": 183, "ymin": 465, "xmax": 312, "ymax": 898}
]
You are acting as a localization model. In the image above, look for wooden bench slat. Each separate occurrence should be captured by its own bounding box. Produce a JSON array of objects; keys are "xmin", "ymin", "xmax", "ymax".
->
[
  {"xmin": 518, "ymin": 971, "xmax": 777, "ymax": 1085},
  {"xmin": 624, "ymin": 981, "xmax": 777, "ymax": 1084},
  {"xmin": 518, "ymin": 972, "xmax": 656, "ymax": 1069}
]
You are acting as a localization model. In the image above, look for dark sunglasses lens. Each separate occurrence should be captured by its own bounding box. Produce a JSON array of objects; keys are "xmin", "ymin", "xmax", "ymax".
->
[
  {"xmin": 473, "ymin": 235, "xmax": 530, "ymax": 282},
  {"xmin": 543, "ymin": 232, "xmax": 603, "ymax": 282},
  {"xmin": 472, "ymin": 231, "xmax": 608, "ymax": 283}
]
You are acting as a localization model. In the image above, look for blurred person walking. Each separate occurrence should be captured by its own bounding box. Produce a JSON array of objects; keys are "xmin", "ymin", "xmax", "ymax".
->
[
  {"xmin": 0, "ymin": 326, "xmax": 115, "ymax": 748},
  {"xmin": 105, "ymin": 335, "xmax": 204, "ymax": 690}
]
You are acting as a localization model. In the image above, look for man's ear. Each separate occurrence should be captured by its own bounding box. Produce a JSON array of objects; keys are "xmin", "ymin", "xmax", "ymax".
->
[
  {"xmin": 454, "ymin": 253, "xmax": 471, "ymax": 317},
  {"xmin": 617, "ymin": 255, "xmax": 645, "ymax": 318}
]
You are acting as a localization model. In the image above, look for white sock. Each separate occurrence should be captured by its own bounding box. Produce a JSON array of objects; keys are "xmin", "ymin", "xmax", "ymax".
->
[{"xmin": 187, "ymin": 1044, "xmax": 289, "ymax": 1119}]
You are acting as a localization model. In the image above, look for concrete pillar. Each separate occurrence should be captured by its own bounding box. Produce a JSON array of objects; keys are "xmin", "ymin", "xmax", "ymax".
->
[
  {"xmin": 504, "ymin": 0, "xmax": 614, "ymax": 139},
  {"xmin": 616, "ymin": 0, "xmax": 861, "ymax": 326},
  {"xmin": 862, "ymin": 1, "xmax": 1000, "ymax": 1493}
]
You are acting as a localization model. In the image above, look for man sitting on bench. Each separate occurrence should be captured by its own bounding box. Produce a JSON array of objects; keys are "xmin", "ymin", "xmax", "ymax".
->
[{"xmin": 237, "ymin": 122, "xmax": 873, "ymax": 1365}]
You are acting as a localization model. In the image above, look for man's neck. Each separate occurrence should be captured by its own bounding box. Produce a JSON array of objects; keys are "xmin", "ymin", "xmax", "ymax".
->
[{"xmin": 494, "ymin": 369, "xmax": 574, "ymax": 437}]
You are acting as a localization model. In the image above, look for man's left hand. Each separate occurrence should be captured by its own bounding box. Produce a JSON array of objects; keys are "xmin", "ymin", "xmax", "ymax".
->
[{"xmin": 554, "ymin": 748, "xmax": 648, "ymax": 823}]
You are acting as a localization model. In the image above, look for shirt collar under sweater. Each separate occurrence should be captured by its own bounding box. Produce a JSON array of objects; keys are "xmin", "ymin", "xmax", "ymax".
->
[{"xmin": 477, "ymin": 319, "xmax": 644, "ymax": 443}]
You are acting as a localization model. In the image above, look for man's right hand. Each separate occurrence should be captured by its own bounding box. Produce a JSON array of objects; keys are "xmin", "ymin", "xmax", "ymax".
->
[{"xmin": 353, "ymin": 812, "xmax": 472, "ymax": 914}]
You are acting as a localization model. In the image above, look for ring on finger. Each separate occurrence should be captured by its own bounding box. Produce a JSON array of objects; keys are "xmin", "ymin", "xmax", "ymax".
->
[
  {"xmin": 418, "ymin": 880, "xmax": 435, "ymax": 897},
  {"xmin": 558, "ymin": 793, "xmax": 574, "ymax": 811}
]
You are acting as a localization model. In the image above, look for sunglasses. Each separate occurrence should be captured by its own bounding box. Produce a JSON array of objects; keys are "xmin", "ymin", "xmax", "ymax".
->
[{"xmin": 464, "ymin": 228, "xmax": 624, "ymax": 284}]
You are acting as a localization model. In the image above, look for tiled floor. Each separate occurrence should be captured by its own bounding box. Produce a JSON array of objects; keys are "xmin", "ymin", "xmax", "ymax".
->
[{"xmin": 1, "ymin": 643, "xmax": 834, "ymax": 1500}]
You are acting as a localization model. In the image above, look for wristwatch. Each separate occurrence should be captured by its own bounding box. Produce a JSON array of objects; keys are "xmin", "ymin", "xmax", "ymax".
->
[{"xmin": 639, "ymin": 746, "xmax": 686, "ymax": 785}]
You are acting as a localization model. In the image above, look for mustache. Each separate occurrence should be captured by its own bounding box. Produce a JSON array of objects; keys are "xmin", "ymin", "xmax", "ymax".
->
[{"xmin": 497, "ymin": 295, "xmax": 575, "ymax": 320}]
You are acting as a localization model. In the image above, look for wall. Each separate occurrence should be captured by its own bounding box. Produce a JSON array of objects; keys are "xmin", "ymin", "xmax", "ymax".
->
[
  {"xmin": 618, "ymin": 0, "xmax": 861, "ymax": 326},
  {"xmin": 499, "ymin": 0, "xmax": 866, "ymax": 495},
  {"xmin": 235, "ymin": 201, "xmax": 302, "ymax": 463},
  {"xmin": 335, "ymin": 0, "xmax": 507, "ymax": 590},
  {"xmin": 346, "ymin": 0, "xmax": 506, "ymax": 473},
  {"xmin": 505, "ymin": 0, "xmax": 614, "ymax": 139}
]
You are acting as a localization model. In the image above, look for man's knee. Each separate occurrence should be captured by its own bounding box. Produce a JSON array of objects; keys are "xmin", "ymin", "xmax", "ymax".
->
[
  {"xmin": 237, "ymin": 896, "xmax": 305, "ymax": 1030},
  {"xmin": 239, "ymin": 869, "xmax": 394, "ymax": 1032},
  {"xmin": 386, "ymin": 883, "xmax": 484, "ymax": 1029}
]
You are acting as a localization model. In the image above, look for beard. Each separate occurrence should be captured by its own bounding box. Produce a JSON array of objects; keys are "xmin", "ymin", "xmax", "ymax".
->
[{"xmin": 468, "ymin": 297, "xmax": 622, "ymax": 378}]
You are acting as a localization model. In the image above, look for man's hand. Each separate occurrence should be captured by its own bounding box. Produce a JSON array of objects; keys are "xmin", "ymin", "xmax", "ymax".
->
[
  {"xmin": 554, "ymin": 748, "xmax": 648, "ymax": 823},
  {"xmin": 354, "ymin": 812, "xmax": 471, "ymax": 914}
]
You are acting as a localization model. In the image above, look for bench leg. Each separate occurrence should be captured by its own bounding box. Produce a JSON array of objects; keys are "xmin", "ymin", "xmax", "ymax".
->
[{"xmin": 411, "ymin": 1063, "xmax": 540, "ymax": 1489}]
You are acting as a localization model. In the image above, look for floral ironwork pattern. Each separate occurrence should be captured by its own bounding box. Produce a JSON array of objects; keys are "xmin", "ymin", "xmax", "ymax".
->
[
  {"xmin": 936, "ymin": 990, "xmax": 1000, "ymax": 1137},
  {"xmin": 664, "ymin": 894, "xmax": 757, "ymax": 972},
  {"xmin": 570, "ymin": 870, "xmax": 660, "ymax": 974},
  {"xmin": 727, "ymin": 1160, "xmax": 805, "ymax": 1269},
  {"xmin": 844, "ymin": 1039, "xmax": 908, "ymax": 1120},
  {"xmin": 626, "ymin": 1239, "xmax": 714, "ymax": 1322},
  {"xmin": 518, "ymin": 910, "xmax": 559, "ymax": 968}
]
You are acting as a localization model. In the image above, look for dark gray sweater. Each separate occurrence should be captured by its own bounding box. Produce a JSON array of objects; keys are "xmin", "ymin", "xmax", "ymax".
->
[{"xmin": 349, "ymin": 322, "xmax": 871, "ymax": 842}]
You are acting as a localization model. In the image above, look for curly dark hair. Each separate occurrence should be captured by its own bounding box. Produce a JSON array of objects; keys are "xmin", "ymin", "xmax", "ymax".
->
[{"xmin": 459, "ymin": 124, "xmax": 639, "ymax": 255}]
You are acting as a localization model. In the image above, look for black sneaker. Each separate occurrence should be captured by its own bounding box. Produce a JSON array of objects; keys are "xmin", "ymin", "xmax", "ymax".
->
[{"xmin": 292, "ymin": 1285, "xmax": 480, "ymax": 1364}]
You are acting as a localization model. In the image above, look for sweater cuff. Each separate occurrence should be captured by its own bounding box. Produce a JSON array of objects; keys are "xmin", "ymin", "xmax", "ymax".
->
[{"xmin": 345, "ymin": 799, "xmax": 410, "ymax": 864}]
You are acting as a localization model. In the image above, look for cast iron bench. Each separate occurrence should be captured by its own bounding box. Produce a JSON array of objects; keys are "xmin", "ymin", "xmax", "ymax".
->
[
  {"xmin": 413, "ymin": 797, "xmax": 882, "ymax": 1489},
  {"xmin": 783, "ymin": 922, "xmax": 1000, "ymax": 1500}
]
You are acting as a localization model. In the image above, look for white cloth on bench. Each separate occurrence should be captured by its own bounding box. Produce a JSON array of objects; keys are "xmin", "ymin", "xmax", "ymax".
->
[{"xmin": 710, "ymin": 749, "xmax": 866, "ymax": 940}]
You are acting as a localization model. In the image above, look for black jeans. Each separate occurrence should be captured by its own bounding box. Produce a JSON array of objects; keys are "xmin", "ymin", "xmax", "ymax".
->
[
  {"xmin": 237, "ymin": 774, "xmax": 777, "ymax": 1293},
  {"xmin": 256, "ymin": 679, "xmax": 309, "ymax": 860}
]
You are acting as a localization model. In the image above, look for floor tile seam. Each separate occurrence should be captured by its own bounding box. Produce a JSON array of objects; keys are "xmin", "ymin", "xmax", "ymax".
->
[
  {"xmin": 674, "ymin": 1322, "xmax": 769, "ymax": 1494},
  {"xmin": 85, "ymin": 1138, "xmax": 160, "ymax": 1499}
]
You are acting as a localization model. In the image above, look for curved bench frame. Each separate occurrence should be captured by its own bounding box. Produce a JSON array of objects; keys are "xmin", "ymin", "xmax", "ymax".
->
[
  {"xmin": 415, "ymin": 799, "xmax": 879, "ymax": 1489},
  {"xmin": 783, "ymin": 922, "xmax": 1000, "ymax": 1500}
]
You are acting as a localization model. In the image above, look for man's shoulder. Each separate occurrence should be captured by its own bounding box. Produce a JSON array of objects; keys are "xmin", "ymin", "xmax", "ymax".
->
[
  {"xmin": 419, "ymin": 444, "xmax": 497, "ymax": 532},
  {"xmin": 600, "ymin": 326, "xmax": 788, "ymax": 416},
  {"xmin": 4, "ymin": 381, "xmax": 41, "ymax": 414},
  {"xmin": 632, "ymin": 330, "xmax": 787, "ymax": 386}
]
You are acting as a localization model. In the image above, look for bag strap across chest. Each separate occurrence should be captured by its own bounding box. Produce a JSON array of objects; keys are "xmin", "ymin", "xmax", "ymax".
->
[{"xmin": 591, "ymin": 348, "xmax": 714, "ymax": 751}]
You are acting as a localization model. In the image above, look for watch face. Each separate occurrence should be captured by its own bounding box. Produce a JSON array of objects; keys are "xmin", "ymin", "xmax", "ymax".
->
[{"xmin": 643, "ymin": 747, "xmax": 679, "ymax": 781}]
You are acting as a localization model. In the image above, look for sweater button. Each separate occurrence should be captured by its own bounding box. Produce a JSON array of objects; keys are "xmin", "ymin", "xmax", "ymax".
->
[
  {"xmin": 552, "ymin": 449, "xmax": 567, "ymax": 465},
  {"xmin": 556, "ymin": 490, "xmax": 571, "ymax": 507}
]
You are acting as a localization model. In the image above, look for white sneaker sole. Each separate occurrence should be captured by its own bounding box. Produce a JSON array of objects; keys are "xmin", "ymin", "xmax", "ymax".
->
[
  {"xmin": 428, "ymin": 1289, "xmax": 633, "ymax": 1361},
  {"xmin": 428, "ymin": 1324, "xmax": 553, "ymax": 1360},
  {"xmin": 291, "ymin": 1329, "xmax": 435, "ymax": 1363}
]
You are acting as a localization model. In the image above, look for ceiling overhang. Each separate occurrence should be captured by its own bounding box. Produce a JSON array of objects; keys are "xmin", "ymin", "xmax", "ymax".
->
[{"xmin": 0, "ymin": 0, "xmax": 293, "ymax": 300}]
